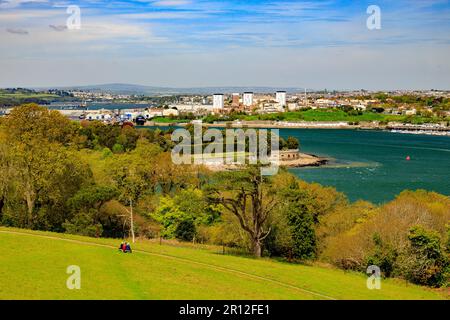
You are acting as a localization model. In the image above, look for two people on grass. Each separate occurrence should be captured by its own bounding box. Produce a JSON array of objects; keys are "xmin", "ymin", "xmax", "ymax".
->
[{"xmin": 119, "ymin": 241, "xmax": 132, "ymax": 253}]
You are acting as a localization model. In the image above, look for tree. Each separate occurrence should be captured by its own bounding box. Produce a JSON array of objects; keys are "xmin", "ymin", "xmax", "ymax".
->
[
  {"xmin": 67, "ymin": 185, "xmax": 117, "ymax": 212},
  {"xmin": 8, "ymin": 142, "xmax": 91, "ymax": 229},
  {"xmin": 64, "ymin": 185, "xmax": 118, "ymax": 236},
  {"xmin": 280, "ymin": 180, "xmax": 317, "ymax": 260},
  {"xmin": 399, "ymin": 225, "xmax": 448, "ymax": 287},
  {"xmin": 205, "ymin": 166, "xmax": 279, "ymax": 257},
  {"xmin": 152, "ymin": 197, "xmax": 196, "ymax": 241},
  {"xmin": 62, "ymin": 210, "xmax": 103, "ymax": 237},
  {"xmin": 1, "ymin": 103, "xmax": 80, "ymax": 147},
  {"xmin": 152, "ymin": 189, "xmax": 220, "ymax": 241},
  {"xmin": 285, "ymin": 136, "xmax": 300, "ymax": 150},
  {"xmin": 109, "ymin": 139, "xmax": 161, "ymax": 203},
  {"xmin": 0, "ymin": 104, "xmax": 92, "ymax": 230}
]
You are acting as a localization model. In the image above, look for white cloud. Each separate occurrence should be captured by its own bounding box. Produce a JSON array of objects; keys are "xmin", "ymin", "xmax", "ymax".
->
[
  {"xmin": 152, "ymin": 0, "xmax": 192, "ymax": 6},
  {"xmin": 0, "ymin": 0, "xmax": 48, "ymax": 9}
]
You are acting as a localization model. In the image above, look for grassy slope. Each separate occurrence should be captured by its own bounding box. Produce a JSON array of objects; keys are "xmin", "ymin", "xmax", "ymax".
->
[
  {"xmin": 241, "ymin": 110, "xmax": 407, "ymax": 122},
  {"xmin": 1, "ymin": 227, "xmax": 446, "ymax": 300}
]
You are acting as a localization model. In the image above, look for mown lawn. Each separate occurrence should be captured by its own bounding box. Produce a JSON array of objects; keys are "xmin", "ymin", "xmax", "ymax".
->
[{"xmin": 0, "ymin": 227, "xmax": 446, "ymax": 300}]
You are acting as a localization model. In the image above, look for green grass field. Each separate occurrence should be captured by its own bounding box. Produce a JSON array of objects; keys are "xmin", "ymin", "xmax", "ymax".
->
[
  {"xmin": 1, "ymin": 227, "xmax": 446, "ymax": 300},
  {"xmin": 240, "ymin": 109, "xmax": 407, "ymax": 123},
  {"xmin": 0, "ymin": 93, "xmax": 59, "ymax": 99}
]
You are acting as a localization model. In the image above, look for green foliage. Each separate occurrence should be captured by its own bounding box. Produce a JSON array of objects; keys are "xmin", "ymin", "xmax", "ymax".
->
[
  {"xmin": 365, "ymin": 233, "xmax": 398, "ymax": 277},
  {"xmin": 399, "ymin": 225, "xmax": 448, "ymax": 287},
  {"xmin": 285, "ymin": 136, "xmax": 300, "ymax": 150},
  {"xmin": 152, "ymin": 189, "xmax": 220, "ymax": 241},
  {"xmin": 205, "ymin": 166, "xmax": 279, "ymax": 257},
  {"xmin": 101, "ymin": 147, "xmax": 113, "ymax": 159},
  {"xmin": 152, "ymin": 197, "xmax": 196, "ymax": 241},
  {"xmin": 62, "ymin": 210, "xmax": 103, "ymax": 237},
  {"xmin": 446, "ymin": 225, "xmax": 450, "ymax": 254},
  {"xmin": 174, "ymin": 218, "xmax": 196, "ymax": 242},
  {"xmin": 112, "ymin": 143, "xmax": 124, "ymax": 153},
  {"xmin": 67, "ymin": 185, "xmax": 117, "ymax": 212},
  {"xmin": 282, "ymin": 183, "xmax": 317, "ymax": 260}
]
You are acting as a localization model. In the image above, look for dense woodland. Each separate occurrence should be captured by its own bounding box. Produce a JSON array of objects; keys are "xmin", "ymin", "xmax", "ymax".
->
[{"xmin": 0, "ymin": 104, "xmax": 448, "ymax": 287}]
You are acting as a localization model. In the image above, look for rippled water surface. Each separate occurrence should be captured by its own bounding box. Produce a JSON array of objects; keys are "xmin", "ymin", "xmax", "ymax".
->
[{"xmin": 281, "ymin": 129, "xmax": 450, "ymax": 203}]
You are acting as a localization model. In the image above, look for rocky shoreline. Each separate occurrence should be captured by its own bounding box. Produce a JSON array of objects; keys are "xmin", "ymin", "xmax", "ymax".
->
[
  {"xmin": 203, "ymin": 153, "xmax": 328, "ymax": 171},
  {"xmin": 279, "ymin": 153, "xmax": 328, "ymax": 168}
]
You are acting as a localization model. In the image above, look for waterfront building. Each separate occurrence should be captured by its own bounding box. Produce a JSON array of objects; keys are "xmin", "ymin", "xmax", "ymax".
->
[
  {"xmin": 243, "ymin": 92, "xmax": 254, "ymax": 107},
  {"xmin": 85, "ymin": 109, "xmax": 113, "ymax": 121},
  {"xmin": 279, "ymin": 149, "xmax": 301, "ymax": 160}
]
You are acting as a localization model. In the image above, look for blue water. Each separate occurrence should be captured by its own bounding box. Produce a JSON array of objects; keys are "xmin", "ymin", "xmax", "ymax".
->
[
  {"xmin": 279, "ymin": 129, "xmax": 450, "ymax": 204},
  {"xmin": 143, "ymin": 125, "xmax": 450, "ymax": 204}
]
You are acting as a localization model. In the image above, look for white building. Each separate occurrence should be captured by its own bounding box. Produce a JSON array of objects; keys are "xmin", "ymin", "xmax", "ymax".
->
[
  {"xmin": 276, "ymin": 91, "xmax": 287, "ymax": 107},
  {"xmin": 85, "ymin": 109, "xmax": 113, "ymax": 121},
  {"xmin": 404, "ymin": 109, "xmax": 417, "ymax": 116},
  {"xmin": 243, "ymin": 92, "xmax": 254, "ymax": 107},
  {"xmin": 213, "ymin": 94, "xmax": 224, "ymax": 109},
  {"xmin": 287, "ymin": 103, "xmax": 298, "ymax": 111},
  {"xmin": 163, "ymin": 108, "xmax": 180, "ymax": 117}
]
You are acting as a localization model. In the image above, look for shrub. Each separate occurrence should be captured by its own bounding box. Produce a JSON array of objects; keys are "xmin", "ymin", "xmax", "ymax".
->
[
  {"xmin": 365, "ymin": 233, "xmax": 398, "ymax": 277},
  {"xmin": 63, "ymin": 210, "xmax": 102, "ymax": 237},
  {"xmin": 397, "ymin": 225, "xmax": 448, "ymax": 287},
  {"xmin": 174, "ymin": 218, "xmax": 196, "ymax": 242},
  {"xmin": 112, "ymin": 143, "xmax": 124, "ymax": 154}
]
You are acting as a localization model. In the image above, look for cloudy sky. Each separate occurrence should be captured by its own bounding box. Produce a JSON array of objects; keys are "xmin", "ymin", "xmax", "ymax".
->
[{"xmin": 0, "ymin": 0, "xmax": 449, "ymax": 90}]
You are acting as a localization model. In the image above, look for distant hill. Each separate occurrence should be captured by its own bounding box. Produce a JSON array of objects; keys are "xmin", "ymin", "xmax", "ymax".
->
[{"xmin": 37, "ymin": 83, "xmax": 308, "ymax": 96}]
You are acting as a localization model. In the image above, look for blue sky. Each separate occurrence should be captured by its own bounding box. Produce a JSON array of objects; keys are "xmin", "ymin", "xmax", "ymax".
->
[{"xmin": 0, "ymin": 0, "xmax": 449, "ymax": 89}]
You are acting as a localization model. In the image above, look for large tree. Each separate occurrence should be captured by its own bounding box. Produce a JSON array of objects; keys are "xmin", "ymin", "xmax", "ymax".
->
[
  {"xmin": 0, "ymin": 104, "xmax": 91, "ymax": 230},
  {"xmin": 205, "ymin": 166, "xmax": 279, "ymax": 257}
]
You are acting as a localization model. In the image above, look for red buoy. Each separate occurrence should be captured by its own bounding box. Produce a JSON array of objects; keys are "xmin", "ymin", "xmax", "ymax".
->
[{"xmin": 406, "ymin": 156, "xmax": 411, "ymax": 161}]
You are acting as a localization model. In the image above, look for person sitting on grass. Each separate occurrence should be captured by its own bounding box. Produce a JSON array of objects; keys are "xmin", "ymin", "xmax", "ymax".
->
[{"xmin": 125, "ymin": 242, "xmax": 132, "ymax": 253}]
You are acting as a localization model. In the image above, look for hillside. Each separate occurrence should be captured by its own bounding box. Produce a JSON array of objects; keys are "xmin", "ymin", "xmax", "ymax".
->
[{"xmin": 0, "ymin": 227, "xmax": 446, "ymax": 300}]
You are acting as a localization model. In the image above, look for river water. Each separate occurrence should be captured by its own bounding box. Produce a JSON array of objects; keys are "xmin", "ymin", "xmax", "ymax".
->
[
  {"xmin": 280, "ymin": 129, "xmax": 450, "ymax": 204},
  {"xmin": 143, "ymin": 125, "xmax": 449, "ymax": 204}
]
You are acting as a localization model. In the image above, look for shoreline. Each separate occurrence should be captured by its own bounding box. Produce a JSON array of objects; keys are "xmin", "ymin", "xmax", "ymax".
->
[
  {"xmin": 144, "ymin": 120, "xmax": 450, "ymax": 137},
  {"xmin": 203, "ymin": 152, "xmax": 329, "ymax": 171}
]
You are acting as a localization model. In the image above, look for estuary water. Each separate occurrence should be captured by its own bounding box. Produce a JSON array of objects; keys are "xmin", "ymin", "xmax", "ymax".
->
[
  {"xmin": 280, "ymin": 129, "xmax": 450, "ymax": 204},
  {"xmin": 144, "ymin": 125, "xmax": 449, "ymax": 204}
]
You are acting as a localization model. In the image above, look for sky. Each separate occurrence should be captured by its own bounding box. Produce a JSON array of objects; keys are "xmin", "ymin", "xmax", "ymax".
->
[{"xmin": 0, "ymin": 0, "xmax": 449, "ymax": 90}]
